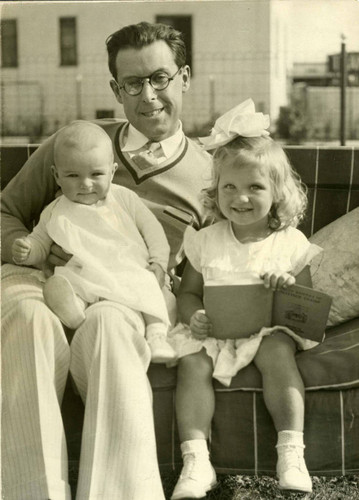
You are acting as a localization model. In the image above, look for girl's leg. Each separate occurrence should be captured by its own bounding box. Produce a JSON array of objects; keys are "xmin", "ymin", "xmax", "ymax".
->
[
  {"xmin": 254, "ymin": 331, "xmax": 312, "ymax": 493},
  {"xmin": 176, "ymin": 349, "xmax": 215, "ymax": 441},
  {"xmin": 254, "ymin": 332, "xmax": 304, "ymax": 431},
  {"xmin": 171, "ymin": 349, "xmax": 217, "ymax": 500}
]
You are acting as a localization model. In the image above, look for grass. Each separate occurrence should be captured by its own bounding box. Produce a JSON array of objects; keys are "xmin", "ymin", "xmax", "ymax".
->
[
  {"xmin": 161, "ymin": 472, "xmax": 359, "ymax": 500},
  {"xmin": 69, "ymin": 463, "xmax": 359, "ymax": 498}
]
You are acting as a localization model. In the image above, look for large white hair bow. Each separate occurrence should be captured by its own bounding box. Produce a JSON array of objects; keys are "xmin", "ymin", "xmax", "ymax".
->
[{"xmin": 199, "ymin": 99, "xmax": 270, "ymax": 150}]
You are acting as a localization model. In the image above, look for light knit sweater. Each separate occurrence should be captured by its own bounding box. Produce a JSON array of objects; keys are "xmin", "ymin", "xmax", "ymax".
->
[{"xmin": 1, "ymin": 119, "xmax": 213, "ymax": 270}]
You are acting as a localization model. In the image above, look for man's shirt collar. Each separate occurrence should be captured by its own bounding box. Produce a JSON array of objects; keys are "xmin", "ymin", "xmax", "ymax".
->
[{"xmin": 122, "ymin": 122, "xmax": 184, "ymax": 159}]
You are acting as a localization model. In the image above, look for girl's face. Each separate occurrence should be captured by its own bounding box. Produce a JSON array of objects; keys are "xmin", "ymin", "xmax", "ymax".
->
[
  {"xmin": 52, "ymin": 146, "xmax": 117, "ymax": 205},
  {"xmin": 217, "ymin": 162, "xmax": 274, "ymax": 233}
]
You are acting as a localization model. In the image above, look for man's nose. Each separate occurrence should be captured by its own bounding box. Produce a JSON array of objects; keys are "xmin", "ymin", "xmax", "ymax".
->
[{"xmin": 141, "ymin": 79, "xmax": 157, "ymax": 101}]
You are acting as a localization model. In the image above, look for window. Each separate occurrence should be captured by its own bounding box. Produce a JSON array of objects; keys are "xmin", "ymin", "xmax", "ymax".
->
[
  {"xmin": 60, "ymin": 17, "xmax": 77, "ymax": 66},
  {"xmin": 156, "ymin": 15, "xmax": 193, "ymax": 73},
  {"xmin": 1, "ymin": 19, "xmax": 18, "ymax": 68}
]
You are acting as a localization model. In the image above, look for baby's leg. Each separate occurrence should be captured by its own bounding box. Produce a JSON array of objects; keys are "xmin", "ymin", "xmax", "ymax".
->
[
  {"xmin": 171, "ymin": 349, "xmax": 217, "ymax": 500},
  {"xmin": 143, "ymin": 313, "xmax": 176, "ymax": 363},
  {"xmin": 43, "ymin": 275, "xmax": 87, "ymax": 329},
  {"xmin": 254, "ymin": 331, "xmax": 312, "ymax": 493}
]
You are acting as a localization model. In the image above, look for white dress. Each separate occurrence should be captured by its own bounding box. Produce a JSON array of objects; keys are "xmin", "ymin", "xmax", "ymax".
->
[
  {"xmin": 26, "ymin": 185, "xmax": 170, "ymax": 325},
  {"xmin": 169, "ymin": 221, "xmax": 323, "ymax": 386}
]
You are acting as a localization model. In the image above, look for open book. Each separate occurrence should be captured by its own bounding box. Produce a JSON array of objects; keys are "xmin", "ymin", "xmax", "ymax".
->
[{"xmin": 203, "ymin": 284, "xmax": 332, "ymax": 342}]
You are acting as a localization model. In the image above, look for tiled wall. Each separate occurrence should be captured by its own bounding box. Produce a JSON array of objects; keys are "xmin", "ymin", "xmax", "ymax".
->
[
  {"xmin": 1, "ymin": 145, "xmax": 358, "ymax": 236},
  {"xmin": 285, "ymin": 146, "xmax": 359, "ymax": 236}
]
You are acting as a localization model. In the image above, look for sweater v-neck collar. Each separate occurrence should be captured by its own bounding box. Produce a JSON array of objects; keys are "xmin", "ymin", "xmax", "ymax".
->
[{"xmin": 114, "ymin": 123, "xmax": 188, "ymax": 185}]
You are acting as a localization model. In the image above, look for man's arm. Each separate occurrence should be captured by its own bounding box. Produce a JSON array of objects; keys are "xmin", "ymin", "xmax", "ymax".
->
[
  {"xmin": 130, "ymin": 192, "xmax": 171, "ymax": 272},
  {"xmin": 1, "ymin": 134, "xmax": 59, "ymax": 263}
]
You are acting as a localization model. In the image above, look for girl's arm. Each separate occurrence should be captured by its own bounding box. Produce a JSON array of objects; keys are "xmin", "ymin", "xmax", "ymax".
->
[
  {"xmin": 177, "ymin": 261, "xmax": 212, "ymax": 338},
  {"xmin": 294, "ymin": 265, "xmax": 312, "ymax": 287}
]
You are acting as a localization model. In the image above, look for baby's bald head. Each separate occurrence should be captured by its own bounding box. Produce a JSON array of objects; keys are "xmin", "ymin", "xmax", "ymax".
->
[{"xmin": 54, "ymin": 121, "xmax": 114, "ymax": 168}]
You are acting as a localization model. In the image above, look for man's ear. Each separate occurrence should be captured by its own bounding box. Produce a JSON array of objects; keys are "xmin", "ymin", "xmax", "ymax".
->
[
  {"xmin": 51, "ymin": 165, "xmax": 60, "ymax": 185},
  {"xmin": 110, "ymin": 80, "xmax": 123, "ymax": 104},
  {"xmin": 181, "ymin": 65, "xmax": 191, "ymax": 93}
]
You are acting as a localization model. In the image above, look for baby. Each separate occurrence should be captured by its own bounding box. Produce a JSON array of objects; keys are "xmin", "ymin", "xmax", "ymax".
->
[{"xmin": 12, "ymin": 120, "xmax": 176, "ymax": 363}]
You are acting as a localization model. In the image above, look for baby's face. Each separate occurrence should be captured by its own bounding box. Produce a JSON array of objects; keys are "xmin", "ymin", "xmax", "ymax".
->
[{"xmin": 53, "ymin": 146, "xmax": 116, "ymax": 205}]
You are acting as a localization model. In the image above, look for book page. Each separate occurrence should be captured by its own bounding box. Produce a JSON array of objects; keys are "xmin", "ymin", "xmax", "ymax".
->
[{"xmin": 273, "ymin": 285, "xmax": 332, "ymax": 342}]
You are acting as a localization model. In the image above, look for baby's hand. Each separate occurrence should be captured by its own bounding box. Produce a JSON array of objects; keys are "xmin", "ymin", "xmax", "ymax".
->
[
  {"xmin": 190, "ymin": 309, "xmax": 212, "ymax": 340},
  {"xmin": 12, "ymin": 237, "xmax": 31, "ymax": 264},
  {"xmin": 148, "ymin": 262, "xmax": 165, "ymax": 288},
  {"xmin": 261, "ymin": 271, "xmax": 296, "ymax": 290}
]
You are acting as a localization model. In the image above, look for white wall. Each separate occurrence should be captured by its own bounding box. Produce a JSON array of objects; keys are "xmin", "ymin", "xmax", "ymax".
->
[{"xmin": 269, "ymin": 0, "xmax": 291, "ymax": 119}]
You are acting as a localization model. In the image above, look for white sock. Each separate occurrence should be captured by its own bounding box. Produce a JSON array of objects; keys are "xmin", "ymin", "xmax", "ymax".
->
[
  {"xmin": 277, "ymin": 430, "xmax": 305, "ymax": 448},
  {"xmin": 181, "ymin": 439, "xmax": 209, "ymax": 457}
]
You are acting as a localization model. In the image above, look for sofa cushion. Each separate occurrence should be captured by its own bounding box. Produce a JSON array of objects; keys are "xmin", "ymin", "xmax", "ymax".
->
[
  {"xmin": 309, "ymin": 207, "xmax": 359, "ymax": 326},
  {"xmin": 148, "ymin": 318, "xmax": 359, "ymax": 392}
]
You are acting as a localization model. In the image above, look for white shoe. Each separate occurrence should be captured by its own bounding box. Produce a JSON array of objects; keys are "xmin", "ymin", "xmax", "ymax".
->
[
  {"xmin": 276, "ymin": 444, "xmax": 312, "ymax": 493},
  {"xmin": 148, "ymin": 336, "xmax": 177, "ymax": 363},
  {"xmin": 171, "ymin": 453, "xmax": 217, "ymax": 499}
]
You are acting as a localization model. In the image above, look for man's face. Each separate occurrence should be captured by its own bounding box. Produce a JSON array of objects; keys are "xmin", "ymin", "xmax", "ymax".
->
[{"xmin": 110, "ymin": 40, "xmax": 190, "ymax": 141}]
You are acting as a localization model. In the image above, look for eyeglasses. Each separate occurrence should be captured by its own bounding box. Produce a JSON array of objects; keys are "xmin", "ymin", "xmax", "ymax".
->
[{"xmin": 116, "ymin": 67, "xmax": 183, "ymax": 96}]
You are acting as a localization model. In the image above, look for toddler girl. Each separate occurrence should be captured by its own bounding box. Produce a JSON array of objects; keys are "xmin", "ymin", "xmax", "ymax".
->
[
  {"xmin": 12, "ymin": 121, "xmax": 176, "ymax": 363},
  {"xmin": 169, "ymin": 100, "xmax": 322, "ymax": 498}
]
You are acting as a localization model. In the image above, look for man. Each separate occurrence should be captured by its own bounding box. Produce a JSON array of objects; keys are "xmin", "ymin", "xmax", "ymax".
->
[{"xmin": 1, "ymin": 22, "xmax": 212, "ymax": 500}]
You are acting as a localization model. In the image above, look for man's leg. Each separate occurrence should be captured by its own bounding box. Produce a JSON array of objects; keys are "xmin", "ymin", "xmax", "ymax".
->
[
  {"xmin": 70, "ymin": 301, "xmax": 165, "ymax": 500},
  {"xmin": 1, "ymin": 267, "xmax": 71, "ymax": 500}
]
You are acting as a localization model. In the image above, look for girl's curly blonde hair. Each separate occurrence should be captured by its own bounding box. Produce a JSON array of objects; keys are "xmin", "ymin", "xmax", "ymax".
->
[{"xmin": 201, "ymin": 135, "xmax": 308, "ymax": 230}]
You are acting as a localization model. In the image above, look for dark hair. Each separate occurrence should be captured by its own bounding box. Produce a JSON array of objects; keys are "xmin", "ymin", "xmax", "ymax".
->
[{"xmin": 106, "ymin": 21, "xmax": 186, "ymax": 80}]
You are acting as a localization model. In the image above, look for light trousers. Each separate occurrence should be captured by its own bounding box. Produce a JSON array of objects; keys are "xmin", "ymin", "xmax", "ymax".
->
[{"xmin": 1, "ymin": 266, "xmax": 165, "ymax": 500}]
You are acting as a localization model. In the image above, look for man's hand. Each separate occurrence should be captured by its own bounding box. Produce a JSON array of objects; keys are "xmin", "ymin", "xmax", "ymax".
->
[
  {"xmin": 12, "ymin": 237, "xmax": 31, "ymax": 264},
  {"xmin": 40, "ymin": 244, "xmax": 72, "ymax": 278},
  {"xmin": 47, "ymin": 243, "xmax": 72, "ymax": 268},
  {"xmin": 261, "ymin": 271, "xmax": 296, "ymax": 290},
  {"xmin": 147, "ymin": 262, "xmax": 166, "ymax": 288},
  {"xmin": 190, "ymin": 309, "xmax": 212, "ymax": 340}
]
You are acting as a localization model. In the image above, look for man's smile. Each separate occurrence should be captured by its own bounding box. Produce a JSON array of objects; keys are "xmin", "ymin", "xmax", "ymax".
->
[{"xmin": 141, "ymin": 108, "xmax": 164, "ymax": 118}]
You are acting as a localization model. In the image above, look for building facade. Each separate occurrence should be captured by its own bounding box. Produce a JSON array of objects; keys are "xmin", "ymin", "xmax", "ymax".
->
[
  {"xmin": 290, "ymin": 52, "xmax": 359, "ymax": 141},
  {"xmin": 1, "ymin": 1, "xmax": 292, "ymax": 140}
]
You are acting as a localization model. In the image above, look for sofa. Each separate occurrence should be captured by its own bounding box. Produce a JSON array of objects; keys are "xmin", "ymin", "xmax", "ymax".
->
[{"xmin": 1, "ymin": 143, "xmax": 359, "ymax": 480}]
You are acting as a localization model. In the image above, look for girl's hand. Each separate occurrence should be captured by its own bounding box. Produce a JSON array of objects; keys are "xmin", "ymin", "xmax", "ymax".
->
[
  {"xmin": 12, "ymin": 237, "xmax": 31, "ymax": 263},
  {"xmin": 261, "ymin": 271, "xmax": 296, "ymax": 290},
  {"xmin": 147, "ymin": 262, "xmax": 165, "ymax": 288},
  {"xmin": 190, "ymin": 309, "xmax": 212, "ymax": 340}
]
